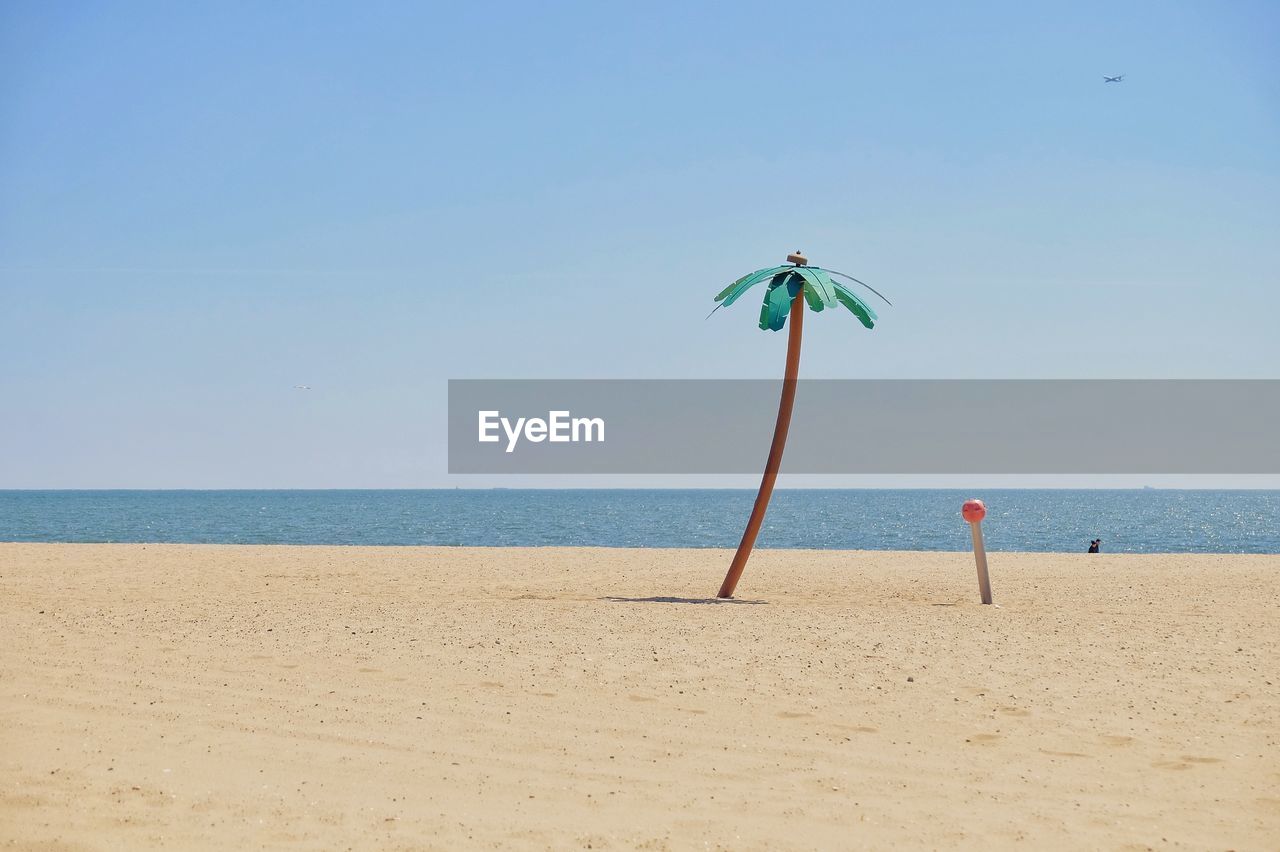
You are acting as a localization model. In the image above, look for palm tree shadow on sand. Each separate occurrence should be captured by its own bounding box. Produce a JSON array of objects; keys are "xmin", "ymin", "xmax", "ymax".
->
[{"xmin": 602, "ymin": 596, "xmax": 767, "ymax": 605}]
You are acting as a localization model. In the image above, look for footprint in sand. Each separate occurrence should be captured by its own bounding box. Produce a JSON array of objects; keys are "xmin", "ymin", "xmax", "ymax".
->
[
  {"xmin": 1152, "ymin": 760, "xmax": 1194, "ymax": 771},
  {"xmin": 358, "ymin": 667, "xmax": 382, "ymax": 674},
  {"xmin": 628, "ymin": 695, "xmax": 656, "ymax": 702},
  {"xmin": 1254, "ymin": 797, "xmax": 1280, "ymax": 812},
  {"xmin": 777, "ymin": 711, "xmax": 814, "ymax": 720},
  {"xmin": 968, "ymin": 733, "xmax": 1001, "ymax": 744},
  {"xmin": 1180, "ymin": 756, "xmax": 1222, "ymax": 764},
  {"xmin": 998, "ymin": 706, "xmax": 1030, "ymax": 717},
  {"xmin": 1039, "ymin": 749, "xmax": 1090, "ymax": 758},
  {"xmin": 1100, "ymin": 734, "xmax": 1134, "ymax": 746}
]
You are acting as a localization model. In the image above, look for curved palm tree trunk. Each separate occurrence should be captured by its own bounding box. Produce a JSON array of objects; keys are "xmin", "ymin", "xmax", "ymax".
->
[{"xmin": 717, "ymin": 289, "xmax": 805, "ymax": 598}]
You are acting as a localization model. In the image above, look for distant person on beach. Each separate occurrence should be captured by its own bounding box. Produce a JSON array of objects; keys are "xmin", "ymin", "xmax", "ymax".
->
[{"xmin": 1088, "ymin": 539, "xmax": 1100, "ymax": 553}]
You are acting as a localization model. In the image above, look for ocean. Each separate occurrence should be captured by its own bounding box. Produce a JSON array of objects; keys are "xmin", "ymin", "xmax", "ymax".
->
[{"xmin": 1, "ymin": 489, "xmax": 1277, "ymax": 553}]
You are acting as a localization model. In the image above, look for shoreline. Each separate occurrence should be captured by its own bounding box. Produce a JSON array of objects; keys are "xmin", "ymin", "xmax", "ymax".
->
[{"xmin": 2, "ymin": 540, "xmax": 1276, "ymax": 556}]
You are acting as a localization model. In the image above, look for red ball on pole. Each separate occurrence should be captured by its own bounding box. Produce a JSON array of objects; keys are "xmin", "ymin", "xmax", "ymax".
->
[{"xmin": 962, "ymin": 499, "xmax": 987, "ymax": 524}]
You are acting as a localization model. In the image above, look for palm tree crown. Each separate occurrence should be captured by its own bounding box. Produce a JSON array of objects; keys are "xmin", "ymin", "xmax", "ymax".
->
[{"xmin": 712, "ymin": 260, "xmax": 891, "ymax": 331}]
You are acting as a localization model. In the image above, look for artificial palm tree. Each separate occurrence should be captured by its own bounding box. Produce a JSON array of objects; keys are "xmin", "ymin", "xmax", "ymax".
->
[{"xmin": 711, "ymin": 251, "xmax": 890, "ymax": 598}]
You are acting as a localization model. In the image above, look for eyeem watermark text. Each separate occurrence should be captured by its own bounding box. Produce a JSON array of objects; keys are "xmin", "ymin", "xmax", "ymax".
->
[
  {"xmin": 478, "ymin": 410, "xmax": 605, "ymax": 453},
  {"xmin": 451, "ymin": 380, "xmax": 1280, "ymax": 473}
]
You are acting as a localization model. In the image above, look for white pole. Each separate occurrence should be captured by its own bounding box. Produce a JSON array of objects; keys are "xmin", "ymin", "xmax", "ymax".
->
[
  {"xmin": 970, "ymin": 521, "xmax": 992, "ymax": 604},
  {"xmin": 962, "ymin": 499, "xmax": 993, "ymax": 605}
]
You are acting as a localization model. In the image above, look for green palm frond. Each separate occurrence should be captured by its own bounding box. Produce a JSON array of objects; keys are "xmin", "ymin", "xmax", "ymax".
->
[
  {"xmin": 795, "ymin": 267, "xmax": 837, "ymax": 312},
  {"xmin": 832, "ymin": 282, "xmax": 877, "ymax": 329},
  {"xmin": 714, "ymin": 265, "xmax": 791, "ymax": 306},
  {"xmin": 758, "ymin": 272, "xmax": 802, "ymax": 331},
  {"xmin": 825, "ymin": 269, "xmax": 893, "ymax": 307},
  {"xmin": 712, "ymin": 261, "xmax": 888, "ymax": 332}
]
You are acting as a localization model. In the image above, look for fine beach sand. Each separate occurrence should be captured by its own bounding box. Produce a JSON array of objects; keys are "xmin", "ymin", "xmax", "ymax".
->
[{"xmin": 2, "ymin": 544, "xmax": 1277, "ymax": 850}]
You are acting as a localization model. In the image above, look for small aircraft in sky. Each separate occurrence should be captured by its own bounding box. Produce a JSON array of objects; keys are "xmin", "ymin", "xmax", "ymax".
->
[{"xmin": 1103, "ymin": 74, "xmax": 1125, "ymax": 83}]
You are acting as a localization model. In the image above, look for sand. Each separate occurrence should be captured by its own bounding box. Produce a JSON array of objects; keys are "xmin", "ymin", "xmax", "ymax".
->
[{"xmin": 1, "ymin": 543, "xmax": 1276, "ymax": 850}]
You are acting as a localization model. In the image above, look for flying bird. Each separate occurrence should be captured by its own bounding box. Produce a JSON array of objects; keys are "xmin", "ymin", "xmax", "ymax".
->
[
  {"xmin": 1103, "ymin": 74, "xmax": 1125, "ymax": 83},
  {"xmin": 294, "ymin": 385, "xmax": 311, "ymax": 390}
]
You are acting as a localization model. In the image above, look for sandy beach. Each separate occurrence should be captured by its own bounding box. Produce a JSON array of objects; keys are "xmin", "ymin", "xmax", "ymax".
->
[{"xmin": 2, "ymin": 543, "xmax": 1276, "ymax": 850}]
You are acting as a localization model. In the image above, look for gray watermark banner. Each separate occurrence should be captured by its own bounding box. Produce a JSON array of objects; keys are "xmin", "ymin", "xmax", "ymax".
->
[{"xmin": 448, "ymin": 380, "xmax": 1280, "ymax": 474}]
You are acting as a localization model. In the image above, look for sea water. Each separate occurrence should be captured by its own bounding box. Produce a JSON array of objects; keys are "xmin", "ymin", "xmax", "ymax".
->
[{"xmin": 1, "ymin": 490, "xmax": 1277, "ymax": 553}]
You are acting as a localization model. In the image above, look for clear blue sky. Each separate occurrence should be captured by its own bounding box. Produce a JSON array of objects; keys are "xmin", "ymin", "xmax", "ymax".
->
[{"xmin": 2, "ymin": 1, "xmax": 1277, "ymax": 487}]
